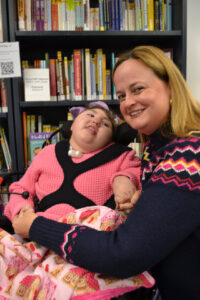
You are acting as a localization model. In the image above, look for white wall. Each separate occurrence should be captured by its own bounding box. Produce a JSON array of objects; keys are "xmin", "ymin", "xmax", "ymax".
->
[{"xmin": 187, "ymin": 0, "xmax": 200, "ymax": 102}]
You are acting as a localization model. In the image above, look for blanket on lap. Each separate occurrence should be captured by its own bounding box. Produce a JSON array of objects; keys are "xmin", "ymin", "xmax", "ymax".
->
[{"xmin": 0, "ymin": 205, "xmax": 155, "ymax": 300}]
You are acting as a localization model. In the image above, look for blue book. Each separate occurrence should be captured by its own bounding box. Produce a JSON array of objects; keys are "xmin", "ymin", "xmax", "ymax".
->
[{"xmin": 29, "ymin": 132, "xmax": 57, "ymax": 163}]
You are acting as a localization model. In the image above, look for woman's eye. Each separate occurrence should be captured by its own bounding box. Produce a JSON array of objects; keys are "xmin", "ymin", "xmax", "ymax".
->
[
  {"xmin": 117, "ymin": 94, "xmax": 125, "ymax": 102},
  {"xmin": 134, "ymin": 86, "xmax": 144, "ymax": 94}
]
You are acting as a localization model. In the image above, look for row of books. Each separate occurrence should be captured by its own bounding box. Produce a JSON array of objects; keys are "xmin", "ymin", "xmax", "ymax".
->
[
  {"xmin": 17, "ymin": 0, "xmax": 172, "ymax": 32},
  {"xmin": 0, "ymin": 79, "xmax": 8, "ymax": 113},
  {"xmin": 23, "ymin": 112, "xmax": 70, "ymax": 166},
  {"xmin": 0, "ymin": 127, "xmax": 12, "ymax": 171},
  {"xmin": 22, "ymin": 48, "xmax": 116, "ymax": 102},
  {"xmin": 22, "ymin": 47, "xmax": 172, "ymax": 102}
]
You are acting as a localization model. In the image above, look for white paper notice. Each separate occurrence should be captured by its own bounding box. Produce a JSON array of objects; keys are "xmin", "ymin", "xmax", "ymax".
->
[{"xmin": 0, "ymin": 42, "xmax": 21, "ymax": 78}]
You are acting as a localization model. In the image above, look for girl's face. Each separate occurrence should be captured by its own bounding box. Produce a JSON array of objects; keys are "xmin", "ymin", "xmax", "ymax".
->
[
  {"xmin": 70, "ymin": 108, "xmax": 113, "ymax": 153},
  {"xmin": 113, "ymin": 59, "xmax": 171, "ymax": 135}
]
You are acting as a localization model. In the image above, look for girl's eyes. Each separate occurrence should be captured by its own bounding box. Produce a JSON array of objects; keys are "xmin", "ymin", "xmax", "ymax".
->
[{"xmin": 86, "ymin": 113, "xmax": 95, "ymax": 118}]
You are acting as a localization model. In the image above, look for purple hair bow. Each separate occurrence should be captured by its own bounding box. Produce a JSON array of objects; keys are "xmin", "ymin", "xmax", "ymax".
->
[{"xmin": 69, "ymin": 101, "xmax": 109, "ymax": 119}]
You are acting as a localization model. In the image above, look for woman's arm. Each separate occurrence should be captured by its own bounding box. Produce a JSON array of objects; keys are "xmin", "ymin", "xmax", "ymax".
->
[{"xmin": 13, "ymin": 181, "xmax": 200, "ymax": 278}]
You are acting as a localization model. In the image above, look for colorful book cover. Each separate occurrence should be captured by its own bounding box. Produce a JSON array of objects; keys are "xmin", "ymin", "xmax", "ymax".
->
[{"xmin": 29, "ymin": 132, "xmax": 57, "ymax": 162}]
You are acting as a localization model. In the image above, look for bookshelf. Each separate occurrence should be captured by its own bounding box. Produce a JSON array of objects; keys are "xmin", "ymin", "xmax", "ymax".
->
[
  {"xmin": 0, "ymin": 0, "xmax": 17, "ymax": 176},
  {"xmin": 7, "ymin": 0, "xmax": 186, "ymax": 173}
]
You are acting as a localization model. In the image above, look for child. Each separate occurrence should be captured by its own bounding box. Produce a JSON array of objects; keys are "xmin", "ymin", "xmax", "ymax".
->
[{"xmin": 4, "ymin": 101, "xmax": 141, "ymax": 223}]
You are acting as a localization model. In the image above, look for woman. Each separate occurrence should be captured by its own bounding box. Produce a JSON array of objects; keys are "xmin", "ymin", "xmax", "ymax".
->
[{"xmin": 13, "ymin": 46, "xmax": 200, "ymax": 300}]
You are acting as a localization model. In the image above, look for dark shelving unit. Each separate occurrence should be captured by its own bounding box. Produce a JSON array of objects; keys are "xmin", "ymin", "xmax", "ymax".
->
[
  {"xmin": 7, "ymin": 0, "xmax": 187, "ymax": 173},
  {"xmin": 0, "ymin": 0, "xmax": 17, "ymax": 176}
]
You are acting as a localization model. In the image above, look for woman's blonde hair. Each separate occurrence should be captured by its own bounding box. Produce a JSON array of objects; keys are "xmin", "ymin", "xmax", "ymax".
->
[{"xmin": 113, "ymin": 45, "xmax": 200, "ymax": 141}]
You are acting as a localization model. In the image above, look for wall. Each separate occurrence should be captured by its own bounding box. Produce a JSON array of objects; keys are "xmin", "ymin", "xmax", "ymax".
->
[{"xmin": 187, "ymin": 0, "xmax": 200, "ymax": 101}]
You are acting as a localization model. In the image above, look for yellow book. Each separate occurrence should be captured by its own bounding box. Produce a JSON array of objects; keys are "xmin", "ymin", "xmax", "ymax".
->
[
  {"xmin": 147, "ymin": 0, "xmax": 154, "ymax": 30},
  {"xmin": 17, "ymin": 0, "xmax": 25, "ymax": 30}
]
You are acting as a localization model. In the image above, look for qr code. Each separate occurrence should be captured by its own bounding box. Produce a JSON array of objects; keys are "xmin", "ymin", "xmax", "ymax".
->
[{"xmin": 1, "ymin": 61, "xmax": 14, "ymax": 75}]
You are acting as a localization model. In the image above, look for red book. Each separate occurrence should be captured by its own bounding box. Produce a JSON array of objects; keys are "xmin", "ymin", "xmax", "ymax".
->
[
  {"xmin": 73, "ymin": 49, "xmax": 82, "ymax": 100},
  {"xmin": 51, "ymin": 0, "xmax": 58, "ymax": 31},
  {"xmin": 49, "ymin": 59, "xmax": 57, "ymax": 101}
]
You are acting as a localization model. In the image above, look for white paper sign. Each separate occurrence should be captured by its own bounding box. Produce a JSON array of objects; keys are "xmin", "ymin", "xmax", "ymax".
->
[
  {"xmin": 24, "ymin": 68, "xmax": 51, "ymax": 101},
  {"xmin": 0, "ymin": 42, "xmax": 21, "ymax": 78}
]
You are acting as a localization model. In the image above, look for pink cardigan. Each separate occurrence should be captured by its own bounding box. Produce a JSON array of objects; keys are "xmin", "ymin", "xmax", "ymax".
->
[{"xmin": 4, "ymin": 143, "xmax": 141, "ymax": 221}]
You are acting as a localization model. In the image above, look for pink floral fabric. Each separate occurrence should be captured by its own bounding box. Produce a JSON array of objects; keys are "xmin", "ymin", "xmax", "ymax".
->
[{"xmin": 0, "ymin": 205, "xmax": 155, "ymax": 300}]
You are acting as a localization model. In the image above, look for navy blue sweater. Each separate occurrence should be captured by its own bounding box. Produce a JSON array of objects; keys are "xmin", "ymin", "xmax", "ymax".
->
[{"xmin": 30, "ymin": 133, "xmax": 200, "ymax": 300}]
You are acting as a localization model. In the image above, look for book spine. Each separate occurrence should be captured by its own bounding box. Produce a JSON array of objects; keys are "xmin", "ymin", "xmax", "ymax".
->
[
  {"xmin": 96, "ymin": 49, "xmax": 103, "ymax": 100},
  {"xmin": 85, "ymin": 48, "xmax": 92, "ymax": 100},
  {"xmin": 98, "ymin": 0, "xmax": 105, "ymax": 31},
  {"xmin": 73, "ymin": 49, "xmax": 82, "ymax": 100},
  {"xmin": 18, "ymin": 0, "xmax": 26, "ymax": 30},
  {"xmin": 83, "ymin": 0, "xmax": 90, "ymax": 30},
  {"xmin": 154, "ymin": 0, "xmax": 160, "ymax": 30},
  {"xmin": 36, "ymin": 0, "xmax": 41, "ymax": 30},
  {"xmin": 25, "ymin": 0, "xmax": 32, "ymax": 30},
  {"xmin": 147, "ymin": 0, "xmax": 154, "ymax": 30},
  {"xmin": 31, "ymin": 0, "xmax": 37, "ymax": 30},
  {"xmin": 40, "ymin": 0, "xmax": 45, "ymax": 30},
  {"xmin": 0, "ymin": 128, "xmax": 12, "ymax": 170},
  {"xmin": 64, "ymin": 56, "xmax": 70, "ymax": 100},
  {"xmin": 106, "ymin": 70, "xmax": 112, "ymax": 100},
  {"xmin": 1, "ymin": 80, "xmax": 8, "ymax": 113},
  {"xmin": 90, "ymin": 55, "xmax": 97, "ymax": 100},
  {"xmin": 51, "ymin": 0, "xmax": 59, "ymax": 30},
  {"xmin": 46, "ymin": 0, "xmax": 52, "ymax": 30},
  {"xmin": 57, "ymin": 51, "xmax": 66, "ymax": 100},
  {"xmin": 142, "ymin": 0, "xmax": 148, "ymax": 30},
  {"xmin": 166, "ymin": 0, "xmax": 172, "ymax": 30},
  {"xmin": 102, "ymin": 53, "xmax": 107, "ymax": 100}
]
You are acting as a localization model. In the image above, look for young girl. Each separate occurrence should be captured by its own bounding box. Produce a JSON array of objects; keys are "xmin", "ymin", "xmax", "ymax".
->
[{"xmin": 4, "ymin": 101, "xmax": 141, "ymax": 223}]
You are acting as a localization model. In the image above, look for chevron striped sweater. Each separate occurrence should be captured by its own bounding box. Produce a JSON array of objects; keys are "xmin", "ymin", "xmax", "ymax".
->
[{"xmin": 30, "ymin": 132, "xmax": 200, "ymax": 300}]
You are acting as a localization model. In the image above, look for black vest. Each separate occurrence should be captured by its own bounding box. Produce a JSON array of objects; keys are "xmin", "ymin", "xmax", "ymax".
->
[{"xmin": 36, "ymin": 141, "xmax": 130, "ymax": 212}]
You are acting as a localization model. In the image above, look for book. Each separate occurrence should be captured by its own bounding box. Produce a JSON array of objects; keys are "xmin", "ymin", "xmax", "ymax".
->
[
  {"xmin": 22, "ymin": 111, "xmax": 28, "ymax": 167},
  {"xmin": 73, "ymin": 49, "xmax": 82, "ymax": 100},
  {"xmin": 49, "ymin": 58, "xmax": 57, "ymax": 100},
  {"xmin": 0, "ymin": 80, "xmax": 8, "ymax": 113},
  {"xmin": 25, "ymin": 0, "xmax": 32, "ymax": 30},
  {"xmin": 17, "ymin": 0, "xmax": 26, "ymax": 30},
  {"xmin": 24, "ymin": 68, "xmax": 51, "ymax": 101},
  {"xmin": 85, "ymin": 48, "xmax": 92, "ymax": 100},
  {"xmin": 29, "ymin": 132, "xmax": 57, "ymax": 162},
  {"xmin": 57, "ymin": 51, "xmax": 66, "ymax": 100},
  {"xmin": 0, "ymin": 127, "xmax": 12, "ymax": 171},
  {"xmin": 63, "ymin": 56, "xmax": 70, "ymax": 100},
  {"xmin": 0, "ymin": 0, "xmax": 3, "ymax": 41},
  {"xmin": 51, "ymin": 0, "xmax": 59, "ymax": 30},
  {"xmin": 147, "ymin": 0, "xmax": 154, "ymax": 30}
]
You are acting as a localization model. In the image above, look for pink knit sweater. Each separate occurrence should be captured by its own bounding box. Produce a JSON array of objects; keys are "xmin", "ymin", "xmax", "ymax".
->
[{"xmin": 4, "ymin": 143, "xmax": 141, "ymax": 221}]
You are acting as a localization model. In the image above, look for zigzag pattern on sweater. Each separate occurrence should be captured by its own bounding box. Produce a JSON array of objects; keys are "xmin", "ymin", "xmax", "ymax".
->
[{"xmin": 142, "ymin": 136, "xmax": 200, "ymax": 192}]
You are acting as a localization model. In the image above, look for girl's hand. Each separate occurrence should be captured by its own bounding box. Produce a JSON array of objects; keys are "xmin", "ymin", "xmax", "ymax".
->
[
  {"xmin": 113, "ymin": 176, "xmax": 141, "ymax": 214},
  {"xmin": 12, "ymin": 206, "xmax": 37, "ymax": 239}
]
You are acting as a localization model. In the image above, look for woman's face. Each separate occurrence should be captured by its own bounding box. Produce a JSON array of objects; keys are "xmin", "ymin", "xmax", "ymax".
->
[
  {"xmin": 113, "ymin": 59, "xmax": 171, "ymax": 135},
  {"xmin": 70, "ymin": 108, "xmax": 113, "ymax": 153}
]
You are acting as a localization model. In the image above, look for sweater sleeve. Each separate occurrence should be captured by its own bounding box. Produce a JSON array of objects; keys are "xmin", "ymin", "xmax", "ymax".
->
[
  {"xmin": 110, "ymin": 149, "xmax": 141, "ymax": 189},
  {"xmin": 29, "ymin": 138, "xmax": 200, "ymax": 278},
  {"xmin": 4, "ymin": 145, "xmax": 56, "ymax": 221}
]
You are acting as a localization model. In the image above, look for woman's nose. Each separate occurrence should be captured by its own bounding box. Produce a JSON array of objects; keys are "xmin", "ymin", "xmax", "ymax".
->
[{"xmin": 123, "ymin": 94, "xmax": 137, "ymax": 106}]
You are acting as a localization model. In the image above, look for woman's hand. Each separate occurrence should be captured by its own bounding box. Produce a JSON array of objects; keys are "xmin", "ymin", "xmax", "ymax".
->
[
  {"xmin": 12, "ymin": 206, "xmax": 37, "ymax": 239},
  {"xmin": 113, "ymin": 176, "xmax": 141, "ymax": 214}
]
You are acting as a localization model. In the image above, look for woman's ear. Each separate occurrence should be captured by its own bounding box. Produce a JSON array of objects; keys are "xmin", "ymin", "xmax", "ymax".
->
[{"xmin": 114, "ymin": 123, "xmax": 138, "ymax": 146}]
